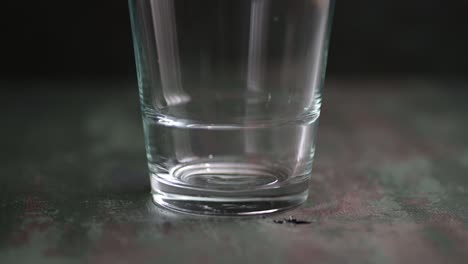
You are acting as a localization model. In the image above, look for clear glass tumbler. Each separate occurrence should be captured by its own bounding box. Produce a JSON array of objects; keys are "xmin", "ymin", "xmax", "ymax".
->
[{"xmin": 129, "ymin": 0, "xmax": 334, "ymax": 215}]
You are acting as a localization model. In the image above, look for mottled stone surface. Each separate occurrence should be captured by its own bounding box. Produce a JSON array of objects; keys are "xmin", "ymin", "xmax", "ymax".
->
[{"xmin": 1, "ymin": 80, "xmax": 468, "ymax": 263}]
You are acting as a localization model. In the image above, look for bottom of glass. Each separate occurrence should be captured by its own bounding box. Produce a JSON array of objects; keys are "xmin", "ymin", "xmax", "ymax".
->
[
  {"xmin": 150, "ymin": 161, "xmax": 310, "ymax": 216},
  {"xmin": 152, "ymin": 192, "xmax": 308, "ymax": 216}
]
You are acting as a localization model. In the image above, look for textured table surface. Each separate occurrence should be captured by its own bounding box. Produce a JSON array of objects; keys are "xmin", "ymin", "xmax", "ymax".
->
[{"xmin": 1, "ymin": 80, "xmax": 468, "ymax": 264}]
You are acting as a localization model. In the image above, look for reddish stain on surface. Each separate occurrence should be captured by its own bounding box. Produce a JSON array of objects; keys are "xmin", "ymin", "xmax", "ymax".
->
[
  {"xmin": 24, "ymin": 197, "xmax": 43, "ymax": 214},
  {"xmin": 33, "ymin": 173, "xmax": 43, "ymax": 189},
  {"xmin": 304, "ymin": 163, "xmax": 384, "ymax": 219},
  {"xmin": 335, "ymin": 192, "xmax": 370, "ymax": 217},
  {"xmin": 400, "ymin": 197, "xmax": 431, "ymax": 208},
  {"xmin": 304, "ymin": 193, "xmax": 371, "ymax": 219},
  {"xmin": 25, "ymin": 221, "xmax": 53, "ymax": 232},
  {"xmin": 9, "ymin": 196, "xmax": 53, "ymax": 247},
  {"xmin": 87, "ymin": 223, "xmax": 161, "ymax": 264},
  {"xmin": 220, "ymin": 234, "xmax": 231, "ymax": 243},
  {"xmin": 10, "ymin": 231, "xmax": 30, "ymax": 247},
  {"xmin": 429, "ymin": 213, "xmax": 468, "ymax": 257},
  {"xmin": 287, "ymin": 241, "xmax": 331, "ymax": 264},
  {"xmin": 374, "ymin": 223, "xmax": 447, "ymax": 264}
]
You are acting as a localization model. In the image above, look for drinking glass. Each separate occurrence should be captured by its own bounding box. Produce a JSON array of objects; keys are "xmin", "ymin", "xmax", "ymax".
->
[{"xmin": 129, "ymin": 0, "xmax": 334, "ymax": 215}]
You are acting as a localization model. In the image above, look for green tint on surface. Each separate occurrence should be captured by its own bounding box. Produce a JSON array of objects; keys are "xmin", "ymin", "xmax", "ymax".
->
[{"xmin": 1, "ymin": 80, "xmax": 468, "ymax": 263}]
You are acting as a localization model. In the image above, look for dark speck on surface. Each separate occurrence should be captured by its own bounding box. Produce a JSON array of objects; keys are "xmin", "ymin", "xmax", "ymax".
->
[{"xmin": 273, "ymin": 216, "xmax": 312, "ymax": 225}]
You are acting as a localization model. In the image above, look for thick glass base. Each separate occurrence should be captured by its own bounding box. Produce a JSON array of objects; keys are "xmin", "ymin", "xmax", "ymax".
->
[{"xmin": 150, "ymin": 161, "xmax": 310, "ymax": 216}]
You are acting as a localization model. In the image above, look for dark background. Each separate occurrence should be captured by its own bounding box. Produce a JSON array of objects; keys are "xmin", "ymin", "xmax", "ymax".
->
[{"xmin": 2, "ymin": 0, "xmax": 468, "ymax": 80}]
